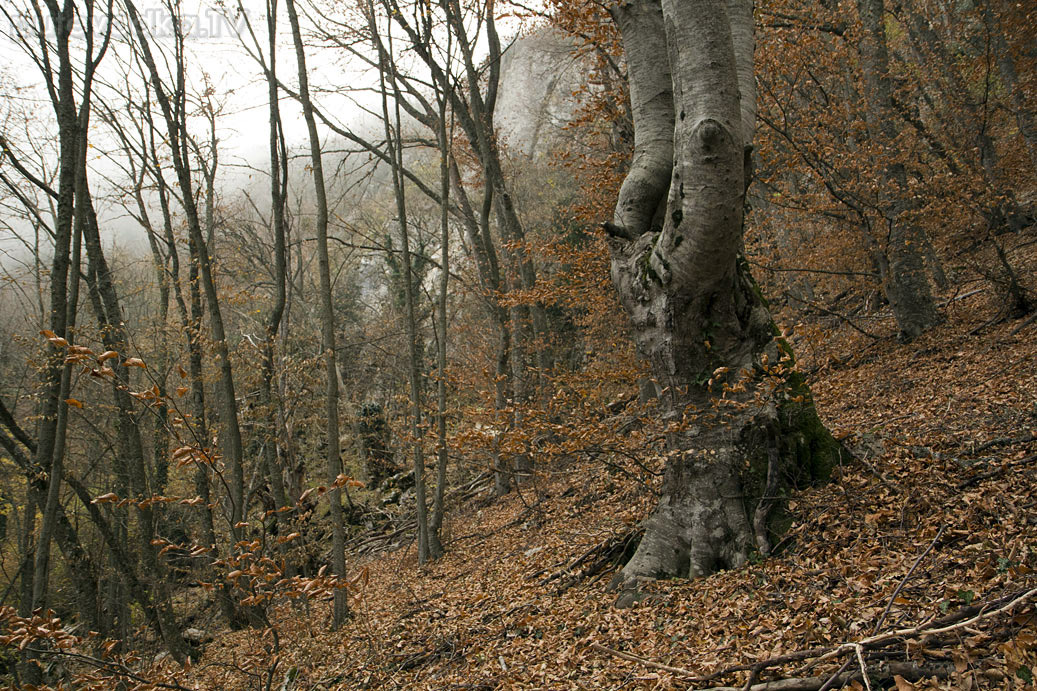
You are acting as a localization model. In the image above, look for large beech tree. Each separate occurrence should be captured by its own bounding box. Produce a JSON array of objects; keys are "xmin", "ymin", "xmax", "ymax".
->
[{"xmin": 605, "ymin": 0, "xmax": 847, "ymax": 602}]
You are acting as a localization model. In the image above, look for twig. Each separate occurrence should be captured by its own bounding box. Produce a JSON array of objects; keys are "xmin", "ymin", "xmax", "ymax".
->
[
  {"xmin": 938, "ymin": 288, "xmax": 984, "ymax": 306},
  {"xmin": 24, "ymin": 647, "xmax": 193, "ymax": 690},
  {"xmin": 587, "ymin": 641, "xmax": 698, "ymax": 678},
  {"xmin": 854, "ymin": 645, "xmax": 871, "ymax": 691},
  {"xmin": 815, "ymin": 659, "xmax": 852, "ymax": 691},
  {"xmin": 700, "ymin": 661, "xmax": 953, "ymax": 691},
  {"xmin": 812, "ymin": 586, "xmax": 1037, "ymax": 669},
  {"xmin": 749, "ymin": 259, "xmax": 878, "ymax": 279},
  {"xmin": 1009, "ymin": 309, "xmax": 1037, "ymax": 335},
  {"xmin": 972, "ymin": 430, "xmax": 1037, "ymax": 453},
  {"xmin": 590, "ymin": 588, "xmax": 1037, "ymax": 688},
  {"xmin": 783, "ymin": 292, "xmax": 883, "ymax": 339},
  {"xmin": 958, "ymin": 453, "xmax": 1037, "ymax": 490},
  {"xmin": 856, "ymin": 412, "xmax": 914, "ymax": 430},
  {"xmin": 873, "ymin": 525, "xmax": 945, "ymax": 633}
]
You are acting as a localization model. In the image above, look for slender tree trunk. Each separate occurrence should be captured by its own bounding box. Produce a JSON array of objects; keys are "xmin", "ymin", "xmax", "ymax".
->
[
  {"xmin": 285, "ymin": 0, "xmax": 349, "ymax": 626},
  {"xmin": 448, "ymin": 160, "xmax": 514, "ymax": 496},
  {"xmin": 149, "ymin": 119, "xmax": 238, "ymax": 623},
  {"xmin": 983, "ymin": 5, "xmax": 1037, "ymax": 172},
  {"xmin": 253, "ymin": 0, "xmax": 291, "ymax": 543},
  {"xmin": 125, "ymin": 0, "xmax": 256, "ymax": 628},
  {"xmin": 28, "ymin": 0, "xmax": 81, "ymax": 626},
  {"xmin": 81, "ymin": 174, "xmax": 191, "ymax": 660},
  {"xmin": 373, "ymin": 14, "xmax": 431, "ymax": 564},
  {"xmin": 31, "ymin": 201, "xmax": 80, "ymax": 614},
  {"xmin": 429, "ymin": 86, "xmax": 452, "ymax": 560}
]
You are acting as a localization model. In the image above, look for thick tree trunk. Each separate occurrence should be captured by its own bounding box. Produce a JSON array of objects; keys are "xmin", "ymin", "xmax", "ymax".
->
[{"xmin": 606, "ymin": 0, "xmax": 847, "ymax": 604}]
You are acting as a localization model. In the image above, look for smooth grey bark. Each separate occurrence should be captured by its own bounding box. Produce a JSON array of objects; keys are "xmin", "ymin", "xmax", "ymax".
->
[
  {"xmin": 285, "ymin": 0, "xmax": 349, "ymax": 627},
  {"xmin": 606, "ymin": 0, "xmax": 845, "ymax": 603},
  {"xmin": 608, "ymin": 0, "xmax": 673, "ymax": 238}
]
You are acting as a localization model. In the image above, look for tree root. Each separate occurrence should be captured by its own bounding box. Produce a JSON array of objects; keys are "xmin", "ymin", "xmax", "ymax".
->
[{"xmin": 539, "ymin": 528, "xmax": 643, "ymax": 594}]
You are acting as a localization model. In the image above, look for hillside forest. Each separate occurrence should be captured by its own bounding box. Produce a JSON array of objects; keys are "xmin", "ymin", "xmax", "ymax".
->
[{"xmin": 0, "ymin": 0, "xmax": 1035, "ymax": 688}]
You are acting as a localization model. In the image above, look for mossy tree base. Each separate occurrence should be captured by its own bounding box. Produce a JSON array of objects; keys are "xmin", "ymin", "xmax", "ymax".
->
[{"xmin": 609, "ymin": 362, "xmax": 850, "ymax": 608}]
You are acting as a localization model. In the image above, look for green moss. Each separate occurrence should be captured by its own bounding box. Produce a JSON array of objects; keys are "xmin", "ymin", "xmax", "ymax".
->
[
  {"xmin": 638, "ymin": 249, "xmax": 663, "ymax": 287},
  {"xmin": 740, "ymin": 368, "xmax": 849, "ymax": 555},
  {"xmin": 780, "ymin": 370, "xmax": 848, "ymax": 483},
  {"xmin": 738, "ymin": 254, "xmax": 770, "ymax": 310}
]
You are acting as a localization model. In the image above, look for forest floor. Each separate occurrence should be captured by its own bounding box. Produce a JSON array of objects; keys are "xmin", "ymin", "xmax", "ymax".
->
[{"xmin": 172, "ymin": 292, "xmax": 1037, "ymax": 690}]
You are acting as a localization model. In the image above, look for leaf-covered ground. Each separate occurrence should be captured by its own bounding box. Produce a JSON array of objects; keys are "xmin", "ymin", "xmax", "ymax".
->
[{"xmin": 165, "ymin": 296, "xmax": 1037, "ymax": 691}]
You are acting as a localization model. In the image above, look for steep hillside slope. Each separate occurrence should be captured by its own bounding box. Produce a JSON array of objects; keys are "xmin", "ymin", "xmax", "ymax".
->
[{"xmin": 174, "ymin": 299, "xmax": 1037, "ymax": 690}]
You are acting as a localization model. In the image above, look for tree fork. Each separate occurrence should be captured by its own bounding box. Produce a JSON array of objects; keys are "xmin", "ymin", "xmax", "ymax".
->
[{"xmin": 607, "ymin": 0, "xmax": 848, "ymax": 604}]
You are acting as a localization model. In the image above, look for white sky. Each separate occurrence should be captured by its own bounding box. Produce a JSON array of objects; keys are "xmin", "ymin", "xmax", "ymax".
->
[
  {"xmin": 0, "ymin": 0, "xmax": 365, "ymax": 262},
  {"xmin": 0, "ymin": 0, "xmax": 528, "ymax": 270}
]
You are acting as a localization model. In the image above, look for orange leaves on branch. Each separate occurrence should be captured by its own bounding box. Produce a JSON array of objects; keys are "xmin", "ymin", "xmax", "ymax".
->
[
  {"xmin": 172, "ymin": 445, "xmax": 215, "ymax": 468},
  {"xmin": 40, "ymin": 329, "xmax": 67, "ymax": 347},
  {"xmin": 333, "ymin": 473, "xmax": 365, "ymax": 489}
]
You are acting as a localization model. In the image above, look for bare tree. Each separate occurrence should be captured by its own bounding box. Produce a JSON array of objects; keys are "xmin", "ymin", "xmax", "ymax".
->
[
  {"xmin": 284, "ymin": 0, "xmax": 350, "ymax": 627},
  {"xmin": 123, "ymin": 0, "xmax": 260, "ymax": 628}
]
